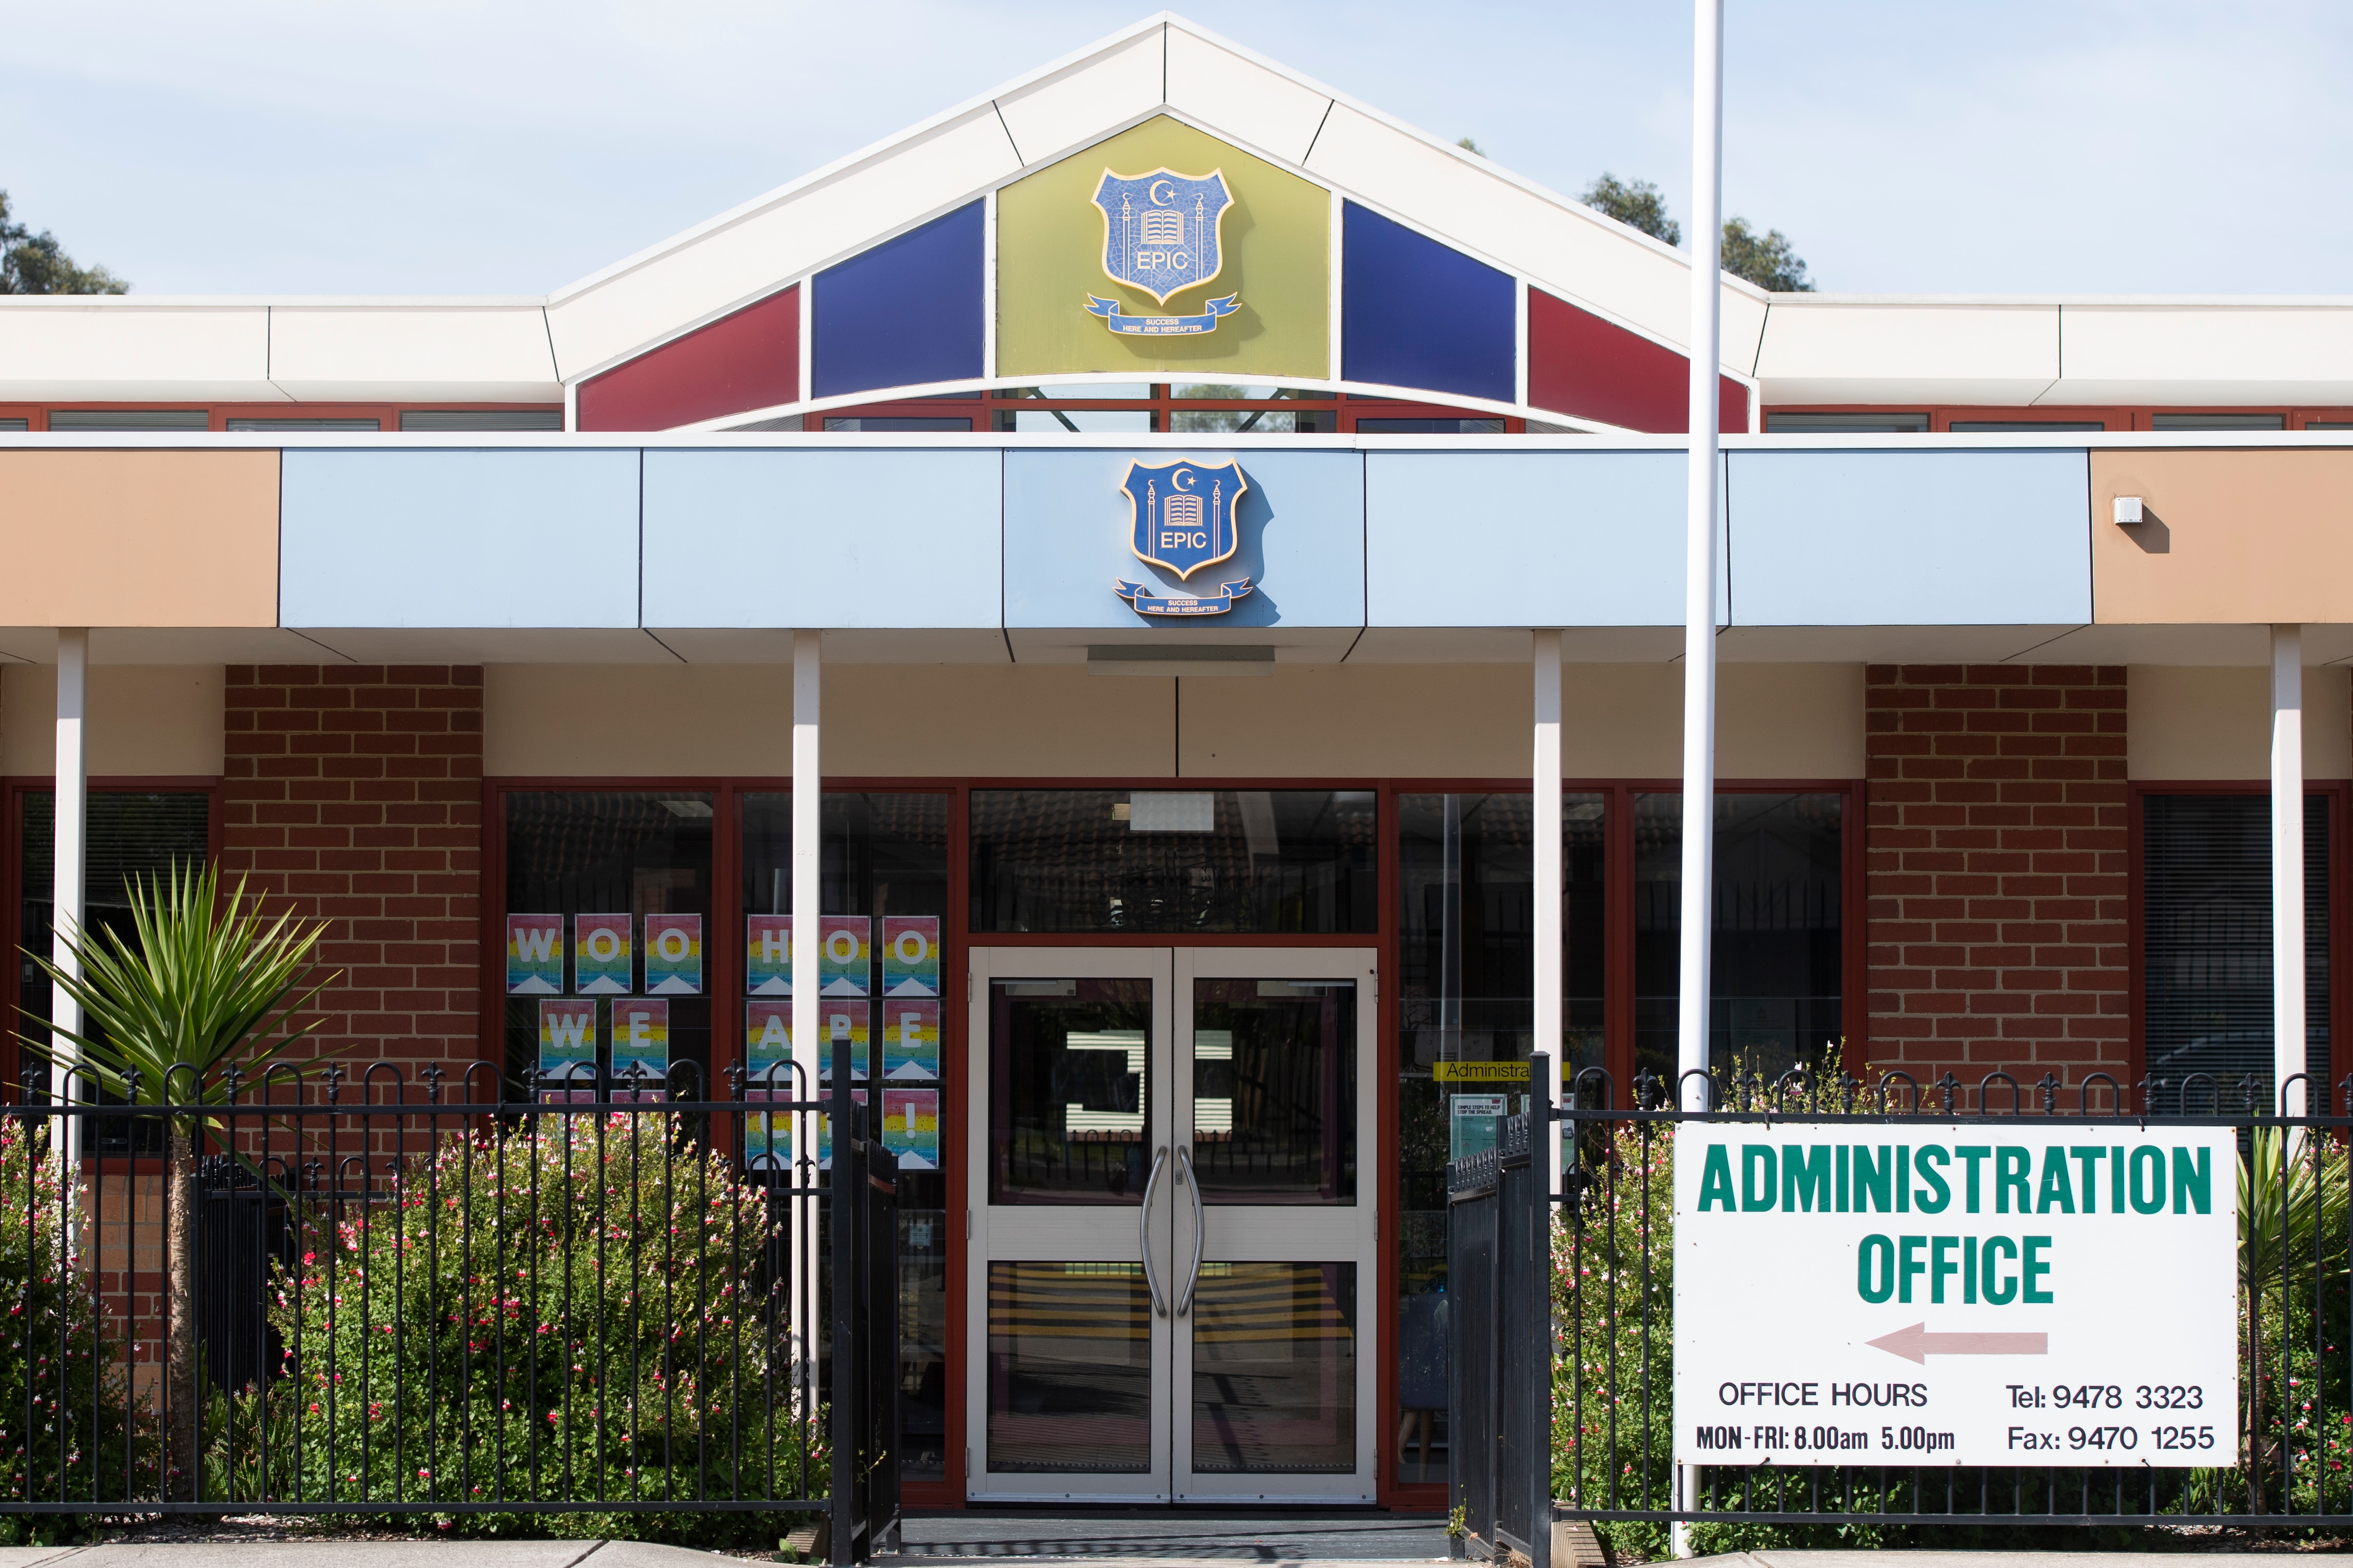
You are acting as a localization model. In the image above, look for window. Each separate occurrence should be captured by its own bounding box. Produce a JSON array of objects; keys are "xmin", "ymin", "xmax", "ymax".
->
[
  {"xmin": 16, "ymin": 790, "xmax": 213, "ymax": 1138},
  {"xmin": 499, "ymin": 791, "xmax": 714, "ymax": 1098},
  {"xmin": 1765, "ymin": 411, "xmax": 1930, "ymax": 433},
  {"xmin": 0, "ymin": 419, "xmax": 27, "ymax": 432},
  {"xmin": 1391, "ymin": 791, "xmax": 1603, "ymax": 1487},
  {"xmin": 47, "ymin": 409, "xmax": 208, "ymax": 430},
  {"xmin": 399, "ymin": 409, "xmax": 562, "ymax": 431},
  {"xmin": 2150, "ymin": 413, "xmax": 2285, "ymax": 431},
  {"xmin": 1635, "ymin": 792, "xmax": 1844, "ymax": 1084},
  {"xmin": 823, "ymin": 416, "xmax": 973, "ymax": 432},
  {"xmin": 741, "ymin": 790, "xmax": 951, "ymax": 1477},
  {"xmin": 1948, "ymin": 420, "xmax": 2106, "ymax": 432},
  {"xmin": 969, "ymin": 789, "xmax": 1376, "ymax": 934},
  {"xmin": 993, "ymin": 408, "xmax": 1155, "ymax": 433},
  {"xmin": 2140, "ymin": 792, "xmax": 2329, "ymax": 1112},
  {"xmin": 225, "ymin": 418, "xmax": 381, "ymax": 432},
  {"xmin": 1354, "ymin": 418, "xmax": 1504, "ymax": 434}
]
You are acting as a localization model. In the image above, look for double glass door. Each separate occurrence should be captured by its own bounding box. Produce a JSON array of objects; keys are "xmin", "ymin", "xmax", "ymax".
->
[{"xmin": 966, "ymin": 947, "xmax": 1377, "ymax": 1502}]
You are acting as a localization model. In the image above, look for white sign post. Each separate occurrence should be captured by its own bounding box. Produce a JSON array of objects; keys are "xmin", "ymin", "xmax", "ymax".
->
[{"xmin": 1673, "ymin": 1123, "xmax": 2238, "ymax": 1467}]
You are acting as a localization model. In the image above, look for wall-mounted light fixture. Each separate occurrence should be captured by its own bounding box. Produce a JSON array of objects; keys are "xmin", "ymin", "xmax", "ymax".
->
[{"xmin": 2113, "ymin": 496, "xmax": 2146, "ymax": 526}]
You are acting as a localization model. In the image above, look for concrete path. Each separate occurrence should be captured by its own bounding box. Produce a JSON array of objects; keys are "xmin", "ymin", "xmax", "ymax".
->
[
  {"xmin": 0, "ymin": 1546, "xmax": 753, "ymax": 1568},
  {"xmin": 888, "ymin": 1511, "xmax": 1448, "ymax": 1563}
]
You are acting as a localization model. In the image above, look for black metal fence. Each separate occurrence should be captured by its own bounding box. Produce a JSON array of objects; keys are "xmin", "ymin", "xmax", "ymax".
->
[
  {"xmin": 1, "ymin": 1063, "xmax": 900, "ymax": 1561},
  {"xmin": 1450, "ymin": 1062, "xmax": 2353, "ymax": 1554}
]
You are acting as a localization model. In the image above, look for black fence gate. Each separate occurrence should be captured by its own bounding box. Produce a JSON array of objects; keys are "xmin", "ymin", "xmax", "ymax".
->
[
  {"xmin": 1450, "ymin": 1062, "xmax": 2353, "ymax": 1546},
  {"xmin": 4, "ymin": 1063, "xmax": 901, "ymax": 1564}
]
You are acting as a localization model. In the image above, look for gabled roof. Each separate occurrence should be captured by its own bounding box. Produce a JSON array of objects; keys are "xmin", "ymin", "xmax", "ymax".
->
[{"xmin": 539, "ymin": 12, "xmax": 1763, "ymax": 388}]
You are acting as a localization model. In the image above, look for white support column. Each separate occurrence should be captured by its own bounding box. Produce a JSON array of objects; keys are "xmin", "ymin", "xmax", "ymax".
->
[
  {"xmin": 791, "ymin": 629, "xmax": 823, "ymax": 1402},
  {"xmin": 1677, "ymin": 0, "xmax": 1725, "ymax": 1122},
  {"xmin": 2272, "ymin": 624, "xmax": 2306, "ymax": 1118},
  {"xmin": 53, "ymin": 630, "xmax": 88, "ymax": 1160},
  {"xmin": 1532, "ymin": 629, "xmax": 1563, "ymax": 1190},
  {"xmin": 1675, "ymin": 5, "xmax": 1724, "ymax": 1556}
]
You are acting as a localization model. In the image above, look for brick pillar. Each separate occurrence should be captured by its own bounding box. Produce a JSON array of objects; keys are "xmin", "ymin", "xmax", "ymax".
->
[
  {"xmin": 222, "ymin": 667, "xmax": 484, "ymax": 1080},
  {"xmin": 1865, "ymin": 665, "xmax": 2128, "ymax": 1095}
]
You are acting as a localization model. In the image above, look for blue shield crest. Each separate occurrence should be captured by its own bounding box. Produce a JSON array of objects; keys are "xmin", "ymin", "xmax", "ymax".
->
[
  {"xmin": 1092, "ymin": 168, "xmax": 1233, "ymax": 305},
  {"xmin": 1123, "ymin": 460, "xmax": 1247, "ymax": 580}
]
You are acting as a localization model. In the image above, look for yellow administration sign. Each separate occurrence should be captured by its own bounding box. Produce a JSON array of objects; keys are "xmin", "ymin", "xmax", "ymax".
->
[{"xmin": 1433, "ymin": 1061, "xmax": 1531, "ymax": 1083}]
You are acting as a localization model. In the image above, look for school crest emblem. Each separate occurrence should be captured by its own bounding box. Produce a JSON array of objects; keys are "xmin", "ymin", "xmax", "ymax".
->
[
  {"xmin": 1083, "ymin": 168, "xmax": 1241, "ymax": 337},
  {"xmin": 1114, "ymin": 459, "xmax": 1254, "ymax": 617}
]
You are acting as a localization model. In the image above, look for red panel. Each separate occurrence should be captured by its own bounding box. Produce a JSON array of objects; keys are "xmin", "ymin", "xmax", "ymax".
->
[
  {"xmin": 1527, "ymin": 287, "xmax": 1748, "ymax": 434},
  {"xmin": 578, "ymin": 286, "xmax": 799, "ymax": 432}
]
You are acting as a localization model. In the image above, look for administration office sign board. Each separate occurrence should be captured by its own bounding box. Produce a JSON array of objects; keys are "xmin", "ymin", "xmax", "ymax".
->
[{"xmin": 1673, "ymin": 1123, "xmax": 2237, "ymax": 1467}]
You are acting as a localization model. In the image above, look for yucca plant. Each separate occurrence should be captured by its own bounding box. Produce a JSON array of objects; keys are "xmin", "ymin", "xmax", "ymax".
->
[{"xmin": 21, "ymin": 860, "xmax": 334, "ymax": 1501}]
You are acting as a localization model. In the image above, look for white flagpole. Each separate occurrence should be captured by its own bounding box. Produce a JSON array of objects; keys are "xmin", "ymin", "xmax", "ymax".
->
[{"xmin": 1674, "ymin": 3, "xmax": 1725, "ymax": 1556}]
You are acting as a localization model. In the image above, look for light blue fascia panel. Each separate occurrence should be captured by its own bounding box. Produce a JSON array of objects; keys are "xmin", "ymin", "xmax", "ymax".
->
[
  {"xmin": 281, "ymin": 449, "xmax": 640, "ymax": 628},
  {"xmin": 1726, "ymin": 449, "xmax": 2090, "ymax": 625},
  {"xmin": 642, "ymin": 448, "xmax": 1001, "ymax": 628},
  {"xmin": 1366, "ymin": 451, "xmax": 1715, "ymax": 627},
  {"xmin": 1004, "ymin": 448, "xmax": 1365, "ymax": 631}
]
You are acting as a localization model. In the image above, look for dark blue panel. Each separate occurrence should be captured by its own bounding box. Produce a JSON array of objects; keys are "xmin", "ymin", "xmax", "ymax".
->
[
  {"xmin": 1341, "ymin": 203, "xmax": 1515, "ymax": 403},
  {"xmin": 811, "ymin": 202, "xmax": 984, "ymax": 398}
]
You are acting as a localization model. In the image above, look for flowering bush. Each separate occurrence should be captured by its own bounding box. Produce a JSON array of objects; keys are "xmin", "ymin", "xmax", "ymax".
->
[
  {"xmin": 0, "ymin": 1115, "xmax": 147, "ymax": 1542},
  {"xmin": 228, "ymin": 1111, "xmax": 823, "ymax": 1544}
]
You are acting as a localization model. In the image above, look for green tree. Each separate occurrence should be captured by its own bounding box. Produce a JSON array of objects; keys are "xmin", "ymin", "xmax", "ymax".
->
[
  {"xmin": 1456, "ymin": 136, "xmax": 1487, "ymax": 157},
  {"xmin": 24, "ymin": 861, "xmax": 332, "ymax": 1499},
  {"xmin": 1580, "ymin": 173, "xmax": 1680, "ymax": 247},
  {"xmin": 1579, "ymin": 173, "xmax": 1818, "ymax": 291},
  {"xmin": 0, "ymin": 190, "xmax": 128, "ymax": 295},
  {"xmin": 1719, "ymin": 214, "xmax": 1813, "ymax": 292}
]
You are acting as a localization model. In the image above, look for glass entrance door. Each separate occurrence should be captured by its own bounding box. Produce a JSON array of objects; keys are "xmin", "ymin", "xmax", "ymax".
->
[{"xmin": 966, "ymin": 947, "xmax": 1377, "ymax": 1503}]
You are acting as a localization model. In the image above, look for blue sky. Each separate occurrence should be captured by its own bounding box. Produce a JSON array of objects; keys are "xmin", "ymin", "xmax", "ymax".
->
[{"xmin": 3, "ymin": 1, "xmax": 2346, "ymax": 298}]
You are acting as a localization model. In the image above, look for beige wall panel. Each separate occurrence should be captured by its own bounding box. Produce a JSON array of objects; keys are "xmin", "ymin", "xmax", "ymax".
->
[
  {"xmin": 1172, "ymin": 662, "xmax": 1862, "ymax": 781},
  {"xmin": 2128, "ymin": 664, "xmax": 2353, "ymax": 780},
  {"xmin": 485, "ymin": 664, "xmax": 1177, "ymax": 778},
  {"xmin": 2093, "ymin": 450, "xmax": 2353, "ymax": 625},
  {"xmin": 0, "ymin": 452, "xmax": 280, "ymax": 628},
  {"xmin": 484, "ymin": 662, "xmax": 1866, "ymax": 783},
  {"xmin": 1, "ymin": 664, "xmax": 225, "ymax": 777}
]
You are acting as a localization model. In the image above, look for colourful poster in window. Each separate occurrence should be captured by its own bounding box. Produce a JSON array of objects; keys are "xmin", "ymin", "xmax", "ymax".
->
[
  {"xmin": 537, "ymin": 998, "xmax": 598, "ymax": 1088},
  {"xmin": 820, "ymin": 916, "xmax": 871, "ymax": 996},
  {"xmin": 644, "ymin": 913, "xmax": 704, "ymax": 995},
  {"xmin": 817, "ymin": 1089, "xmax": 868, "ymax": 1170},
  {"xmin": 745, "ymin": 999, "xmax": 795, "ymax": 1091},
  {"xmin": 746, "ymin": 915, "xmax": 791, "ymax": 995},
  {"xmin": 882, "ymin": 998, "xmax": 940, "ymax": 1082},
  {"xmin": 574, "ymin": 915, "xmax": 633, "ymax": 995},
  {"xmin": 816, "ymin": 999, "xmax": 869, "ymax": 1083},
  {"xmin": 884, "ymin": 1087, "xmax": 940, "ymax": 1170},
  {"xmin": 881, "ymin": 916, "xmax": 941, "ymax": 996},
  {"xmin": 507, "ymin": 915, "xmax": 564, "ymax": 995},
  {"xmin": 611, "ymin": 997, "xmax": 669, "ymax": 1092}
]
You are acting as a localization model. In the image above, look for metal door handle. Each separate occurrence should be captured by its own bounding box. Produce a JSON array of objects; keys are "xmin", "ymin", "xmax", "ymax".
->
[
  {"xmin": 1175, "ymin": 1146, "xmax": 1205, "ymax": 1317},
  {"xmin": 1140, "ymin": 1145, "xmax": 1171, "ymax": 1318}
]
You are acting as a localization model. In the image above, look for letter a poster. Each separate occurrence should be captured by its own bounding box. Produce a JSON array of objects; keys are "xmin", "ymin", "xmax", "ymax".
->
[
  {"xmin": 746, "ymin": 915, "xmax": 791, "ymax": 995},
  {"xmin": 507, "ymin": 915, "xmax": 563, "ymax": 994},
  {"xmin": 574, "ymin": 915, "xmax": 633, "ymax": 994},
  {"xmin": 745, "ymin": 998, "xmax": 794, "ymax": 1088},
  {"xmin": 644, "ymin": 913, "xmax": 704, "ymax": 995}
]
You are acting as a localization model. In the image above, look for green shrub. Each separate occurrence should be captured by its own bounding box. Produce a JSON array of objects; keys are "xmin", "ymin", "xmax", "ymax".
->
[
  {"xmin": 226, "ymin": 1111, "xmax": 824, "ymax": 1545},
  {"xmin": 0, "ymin": 1114, "xmax": 148, "ymax": 1541}
]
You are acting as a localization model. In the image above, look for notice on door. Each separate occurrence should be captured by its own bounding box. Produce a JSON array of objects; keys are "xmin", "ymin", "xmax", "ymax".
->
[{"xmin": 1672, "ymin": 1122, "xmax": 2237, "ymax": 1467}]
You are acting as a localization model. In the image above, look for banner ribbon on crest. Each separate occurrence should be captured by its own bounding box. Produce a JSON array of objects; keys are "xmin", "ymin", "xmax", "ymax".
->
[
  {"xmin": 1084, "ymin": 294, "xmax": 1240, "ymax": 336},
  {"xmin": 1115, "ymin": 577, "xmax": 1254, "ymax": 616}
]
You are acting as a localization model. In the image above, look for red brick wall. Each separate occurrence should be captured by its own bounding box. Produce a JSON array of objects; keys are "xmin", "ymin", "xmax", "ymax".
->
[
  {"xmin": 221, "ymin": 667, "xmax": 483, "ymax": 1086},
  {"xmin": 1864, "ymin": 665, "xmax": 2129, "ymax": 1097}
]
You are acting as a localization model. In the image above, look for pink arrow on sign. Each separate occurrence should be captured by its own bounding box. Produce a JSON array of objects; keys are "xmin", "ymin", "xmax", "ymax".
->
[{"xmin": 1868, "ymin": 1323, "xmax": 2049, "ymax": 1364}]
